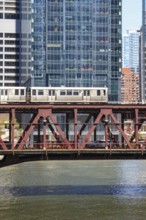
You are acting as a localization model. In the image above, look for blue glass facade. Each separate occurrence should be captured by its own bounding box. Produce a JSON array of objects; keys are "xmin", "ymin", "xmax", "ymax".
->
[
  {"xmin": 123, "ymin": 30, "xmax": 140, "ymax": 73},
  {"xmin": 32, "ymin": 0, "xmax": 47, "ymax": 86},
  {"xmin": 32, "ymin": 0, "xmax": 122, "ymax": 101}
]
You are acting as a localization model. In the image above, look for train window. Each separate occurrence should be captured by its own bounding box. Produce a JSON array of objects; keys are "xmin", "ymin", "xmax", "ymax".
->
[
  {"xmin": 73, "ymin": 91, "xmax": 79, "ymax": 95},
  {"xmin": 49, "ymin": 90, "xmax": 55, "ymax": 96},
  {"xmin": 5, "ymin": 90, "xmax": 7, "ymax": 95},
  {"xmin": 67, "ymin": 90, "xmax": 72, "ymax": 95},
  {"xmin": 21, "ymin": 89, "xmax": 24, "ymax": 95},
  {"xmin": 83, "ymin": 90, "xmax": 90, "ymax": 96},
  {"xmin": 103, "ymin": 90, "xmax": 106, "ymax": 96},
  {"xmin": 38, "ymin": 90, "xmax": 44, "ymax": 95},
  {"xmin": 60, "ymin": 91, "xmax": 65, "ymax": 95},
  {"xmin": 97, "ymin": 90, "xmax": 101, "ymax": 96},
  {"xmin": 32, "ymin": 90, "xmax": 36, "ymax": 95},
  {"xmin": 15, "ymin": 89, "xmax": 19, "ymax": 95},
  {"xmin": 1, "ymin": 90, "xmax": 3, "ymax": 95}
]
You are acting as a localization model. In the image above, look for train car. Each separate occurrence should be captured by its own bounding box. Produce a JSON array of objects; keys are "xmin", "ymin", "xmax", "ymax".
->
[
  {"xmin": 0, "ymin": 87, "xmax": 26, "ymax": 103},
  {"xmin": 30, "ymin": 87, "xmax": 108, "ymax": 103}
]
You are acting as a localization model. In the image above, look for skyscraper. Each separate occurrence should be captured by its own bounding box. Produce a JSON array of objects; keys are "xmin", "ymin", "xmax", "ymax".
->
[
  {"xmin": 0, "ymin": 0, "xmax": 31, "ymax": 87},
  {"xmin": 0, "ymin": 1, "xmax": 122, "ymax": 102},
  {"xmin": 123, "ymin": 29, "xmax": 140, "ymax": 72},
  {"xmin": 32, "ymin": 0, "xmax": 122, "ymax": 101}
]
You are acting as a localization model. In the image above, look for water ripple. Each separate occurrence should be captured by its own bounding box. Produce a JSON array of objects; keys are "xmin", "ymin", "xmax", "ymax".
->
[{"xmin": 0, "ymin": 185, "xmax": 146, "ymax": 197}]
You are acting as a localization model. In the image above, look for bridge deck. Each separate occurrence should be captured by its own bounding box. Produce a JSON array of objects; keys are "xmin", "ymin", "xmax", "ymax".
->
[{"xmin": 0, "ymin": 103, "xmax": 146, "ymax": 166}]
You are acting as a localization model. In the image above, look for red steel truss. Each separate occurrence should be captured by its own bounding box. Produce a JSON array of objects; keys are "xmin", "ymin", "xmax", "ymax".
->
[{"xmin": 0, "ymin": 103, "xmax": 145, "ymax": 154}]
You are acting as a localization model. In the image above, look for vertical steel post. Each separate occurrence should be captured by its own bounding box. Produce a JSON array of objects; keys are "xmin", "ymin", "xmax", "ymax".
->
[
  {"xmin": 105, "ymin": 115, "xmax": 108, "ymax": 149},
  {"xmin": 74, "ymin": 109, "xmax": 78, "ymax": 149},
  {"xmin": 38, "ymin": 118, "xmax": 41, "ymax": 149},
  {"xmin": 94, "ymin": 115, "xmax": 97, "ymax": 142},
  {"xmin": 66, "ymin": 113, "xmax": 69, "ymax": 140},
  {"xmin": 121, "ymin": 113, "xmax": 125, "ymax": 147},
  {"xmin": 43, "ymin": 118, "xmax": 47, "ymax": 149},
  {"xmin": 10, "ymin": 109, "xmax": 15, "ymax": 150},
  {"xmin": 135, "ymin": 109, "xmax": 139, "ymax": 149}
]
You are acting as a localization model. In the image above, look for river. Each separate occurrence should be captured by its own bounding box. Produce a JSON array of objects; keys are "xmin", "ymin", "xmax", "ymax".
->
[{"xmin": 0, "ymin": 160, "xmax": 146, "ymax": 220}]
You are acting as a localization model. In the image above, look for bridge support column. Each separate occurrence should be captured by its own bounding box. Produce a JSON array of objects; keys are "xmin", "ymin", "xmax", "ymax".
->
[
  {"xmin": 74, "ymin": 109, "xmax": 78, "ymax": 149},
  {"xmin": 121, "ymin": 113, "xmax": 125, "ymax": 147},
  {"xmin": 104, "ymin": 115, "xmax": 109, "ymax": 149},
  {"xmin": 43, "ymin": 119, "xmax": 47, "ymax": 149},
  {"xmin": 10, "ymin": 109, "xmax": 15, "ymax": 150},
  {"xmin": 66, "ymin": 113, "xmax": 69, "ymax": 140},
  {"xmin": 135, "ymin": 109, "xmax": 139, "ymax": 149}
]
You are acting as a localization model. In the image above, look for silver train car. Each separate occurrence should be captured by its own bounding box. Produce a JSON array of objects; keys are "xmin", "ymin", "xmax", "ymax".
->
[
  {"xmin": 0, "ymin": 87, "xmax": 108, "ymax": 103},
  {"xmin": 30, "ymin": 87, "xmax": 108, "ymax": 103},
  {"xmin": 0, "ymin": 87, "xmax": 26, "ymax": 103}
]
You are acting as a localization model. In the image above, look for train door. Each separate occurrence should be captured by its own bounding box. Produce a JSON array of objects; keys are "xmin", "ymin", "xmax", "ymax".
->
[
  {"xmin": 48, "ymin": 90, "xmax": 55, "ymax": 101},
  {"xmin": 0, "ymin": 89, "xmax": 7, "ymax": 103},
  {"xmin": 20, "ymin": 89, "xmax": 25, "ymax": 102},
  {"xmin": 83, "ymin": 90, "xmax": 90, "ymax": 101}
]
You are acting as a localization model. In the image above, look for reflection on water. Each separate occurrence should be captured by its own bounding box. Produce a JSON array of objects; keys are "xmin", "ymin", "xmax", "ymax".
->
[
  {"xmin": 1, "ymin": 185, "xmax": 146, "ymax": 197},
  {"xmin": 0, "ymin": 160, "xmax": 146, "ymax": 220}
]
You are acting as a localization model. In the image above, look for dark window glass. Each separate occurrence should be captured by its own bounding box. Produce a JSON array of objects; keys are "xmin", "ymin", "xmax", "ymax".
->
[
  {"xmin": 15, "ymin": 89, "xmax": 19, "ymax": 95},
  {"xmin": 73, "ymin": 91, "xmax": 79, "ymax": 95},
  {"xmin": 21, "ymin": 90, "xmax": 24, "ymax": 95},
  {"xmin": 97, "ymin": 90, "xmax": 101, "ymax": 96},
  {"xmin": 38, "ymin": 90, "xmax": 43, "ymax": 95},
  {"xmin": 32, "ymin": 90, "xmax": 36, "ymax": 95},
  {"xmin": 60, "ymin": 91, "xmax": 65, "ymax": 95},
  {"xmin": 52, "ymin": 90, "xmax": 55, "ymax": 96},
  {"xmin": 67, "ymin": 91, "xmax": 72, "ymax": 95}
]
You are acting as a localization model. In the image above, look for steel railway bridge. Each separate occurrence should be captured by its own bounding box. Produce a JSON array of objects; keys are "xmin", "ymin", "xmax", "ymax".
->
[{"xmin": 1, "ymin": 103, "xmax": 146, "ymax": 167}]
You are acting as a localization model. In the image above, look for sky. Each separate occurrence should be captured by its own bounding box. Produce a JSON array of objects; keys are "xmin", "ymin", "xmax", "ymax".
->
[{"xmin": 122, "ymin": 0, "xmax": 142, "ymax": 34}]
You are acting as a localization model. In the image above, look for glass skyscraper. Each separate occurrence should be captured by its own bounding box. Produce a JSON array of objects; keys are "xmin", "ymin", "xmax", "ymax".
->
[
  {"xmin": 123, "ymin": 29, "xmax": 140, "ymax": 72},
  {"xmin": 32, "ymin": 0, "xmax": 122, "ymax": 101}
]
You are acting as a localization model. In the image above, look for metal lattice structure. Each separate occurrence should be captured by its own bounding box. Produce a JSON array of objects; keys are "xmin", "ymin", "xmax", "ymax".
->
[{"xmin": 1, "ymin": 103, "xmax": 146, "ymax": 166}]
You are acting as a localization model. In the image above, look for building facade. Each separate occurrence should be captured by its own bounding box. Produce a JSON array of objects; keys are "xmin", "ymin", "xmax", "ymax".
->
[
  {"xmin": 0, "ymin": 0, "xmax": 31, "ymax": 87},
  {"xmin": 121, "ymin": 68, "xmax": 139, "ymax": 103},
  {"xmin": 123, "ymin": 29, "xmax": 140, "ymax": 72},
  {"xmin": 0, "ymin": 0, "xmax": 122, "ymax": 102},
  {"xmin": 122, "ymin": 34, "xmax": 130, "ymax": 68},
  {"xmin": 32, "ymin": 0, "xmax": 122, "ymax": 102}
]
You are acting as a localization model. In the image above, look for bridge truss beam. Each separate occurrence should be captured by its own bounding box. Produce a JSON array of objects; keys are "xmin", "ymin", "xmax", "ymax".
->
[{"xmin": 0, "ymin": 104, "xmax": 146, "ymax": 153}]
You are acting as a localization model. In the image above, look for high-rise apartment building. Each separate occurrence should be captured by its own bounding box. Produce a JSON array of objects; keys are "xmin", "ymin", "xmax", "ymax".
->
[
  {"xmin": 0, "ymin": 0, "xmax": 31, "ymax": 87},
  {"xmin": 32, "ymin": 0, "xmax": 122, "ymax": 101},
  {"xmin": 123, "ymin": 29, "xmax": 140, "ymax": 72},
  {"xmin": 121, "ymin": 68, "xmax": 139, "ymax": 103}
]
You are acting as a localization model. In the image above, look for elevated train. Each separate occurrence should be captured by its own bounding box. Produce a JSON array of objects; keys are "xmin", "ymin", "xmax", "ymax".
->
[{"xmin": 0, "ymin": 87, "xmax": 108, "ymax": 103}]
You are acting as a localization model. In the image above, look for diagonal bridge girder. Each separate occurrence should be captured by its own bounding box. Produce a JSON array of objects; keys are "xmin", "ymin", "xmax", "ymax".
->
[
  {"xmin": 79, "ymin": 109, "xmax": 132, "ymax": 149},
  {"xmin": 16, "ymin": 109, "xmax": 72, "ymax": 150},
  {"xmin": 0, "ymin": 104, "xmax": 146, "ymax": 152}
]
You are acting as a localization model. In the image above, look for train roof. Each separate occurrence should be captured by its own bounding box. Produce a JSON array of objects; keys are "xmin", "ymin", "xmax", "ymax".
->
[
  {"xmin": 0, "ymin": 86, "xmax": 26, "ymax": 89},
  {"xmin": 30, "ymin": 87, "xmax": 108, "ymax": 90}
]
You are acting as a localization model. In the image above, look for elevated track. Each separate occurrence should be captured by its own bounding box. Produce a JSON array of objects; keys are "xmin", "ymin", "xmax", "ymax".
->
[{"xmin": 0, "ymin": 103, "xmax": 146, "ymax": 166}]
